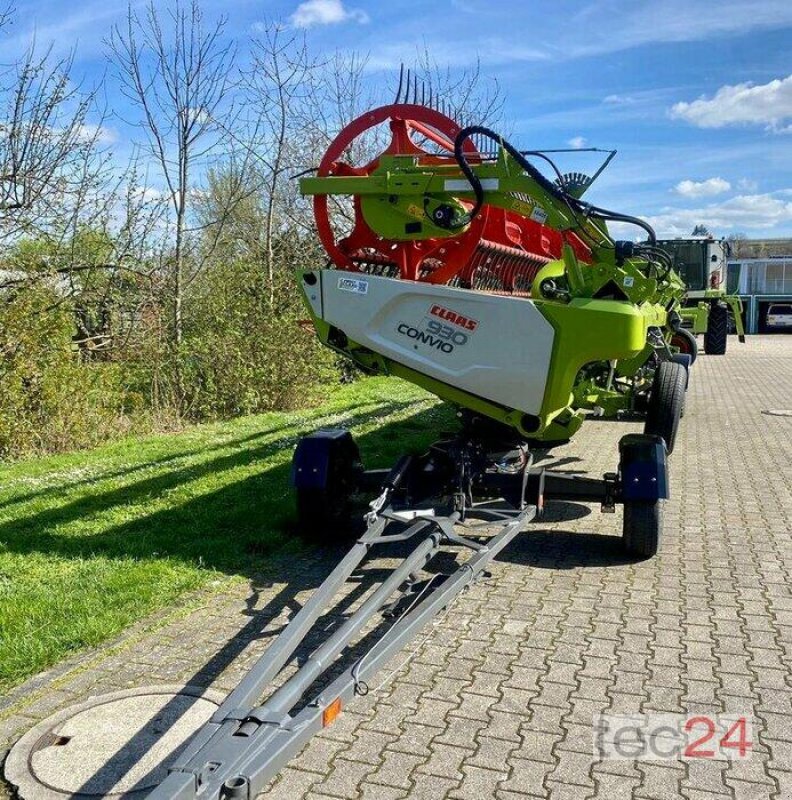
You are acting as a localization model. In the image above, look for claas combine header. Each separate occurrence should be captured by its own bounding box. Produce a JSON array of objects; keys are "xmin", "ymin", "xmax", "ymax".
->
[
  {"xmin": 147, "ymin": 93, "xmax": 689, "ymax": 800},
  {"xmin": 298, "ymin": 100, "xmax": 690, "ymax": 448}
]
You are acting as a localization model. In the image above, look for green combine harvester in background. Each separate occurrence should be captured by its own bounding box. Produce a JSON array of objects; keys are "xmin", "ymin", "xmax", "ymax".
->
[{"xmin": 655, "ymin": 235, "xmax": 746, "ymax": 357}]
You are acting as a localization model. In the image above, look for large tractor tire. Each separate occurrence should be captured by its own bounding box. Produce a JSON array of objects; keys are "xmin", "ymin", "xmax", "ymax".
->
[
  {"xmin": 623, "ymin": 499, "xmax": 663, "ymax": 559},
  {"xmin": 671, "ymin": 328, "xmax": 698, "ymax": 365},
  {"xmin": 644, "ymin": 361, "xmax": 686, "ymax": 454},
  {"xmin": 704, "ymin": 302, "xmax": 728, "ymax": 355}
]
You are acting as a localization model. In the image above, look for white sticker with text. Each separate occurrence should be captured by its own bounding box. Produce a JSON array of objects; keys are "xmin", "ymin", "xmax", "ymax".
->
[{"xmin": 337, "ymin": 277, "xmax": 368, "ymax": 295}]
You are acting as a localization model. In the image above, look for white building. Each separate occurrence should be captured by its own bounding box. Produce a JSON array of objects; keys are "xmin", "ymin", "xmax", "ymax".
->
[{"xmin": 728, "ymin": 255, "xmax": 792, "ymax": 333}]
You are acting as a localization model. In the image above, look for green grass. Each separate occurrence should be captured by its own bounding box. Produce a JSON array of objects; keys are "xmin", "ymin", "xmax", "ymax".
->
[{"xmin": 0, "ymin": 377, "xmax": 455, "ymax": 694}]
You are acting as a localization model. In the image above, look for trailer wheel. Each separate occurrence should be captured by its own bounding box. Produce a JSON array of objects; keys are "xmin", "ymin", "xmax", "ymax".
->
[
  {"xmin": 296, "ymin": 487, "xmax": 353, "ymax": 541},
  {"xmin": 293, "ymin": 432, "xmax": 362, "ymax": 542},
  {"xmin": 671, "ymin": 328, "xmax": 698, "ymax": 364},
  {"xmin": 643, "ymin": 361, "xmax": 686, "ymax": 454},
  {"xmin": 623, "ymin": 499, "xmax": 663, "ymax": 559},
  {"xmin": 704, "ymin": 302, "xmax": 728, "ymax": 355}
]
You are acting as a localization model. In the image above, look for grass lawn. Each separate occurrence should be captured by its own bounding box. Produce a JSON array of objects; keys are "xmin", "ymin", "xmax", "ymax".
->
[{"xmin": 0, "ymin": 377, "xmax": 455, "ymax": 694}]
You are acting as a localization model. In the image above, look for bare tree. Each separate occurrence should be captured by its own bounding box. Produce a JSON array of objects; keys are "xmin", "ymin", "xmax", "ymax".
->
[
  {"xmin": 108, "ymin": 0, "xmax": 237, "ymax": 353},
  {"xmin": 726, "ymin": 232, "xmax": 747, "ymax": 259},
  {"xmin": 0, "ymin": 33, "xmax": 109, "ymax": 244},
  {"xmin": 242, "ymin": 24, "xmax": 320, "ymax": 305},
  {"xmin": 0, "ymin": 8, "xmax": 159, "ymax": 364}
]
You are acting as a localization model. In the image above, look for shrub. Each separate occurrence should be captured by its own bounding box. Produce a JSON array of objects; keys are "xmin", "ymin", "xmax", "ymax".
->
[
  {"xmin": 180, "ymin": 262, "xmax": 336, "ymax": 419},
  {"xmin": 0, "ymin": 286, "xmax": 133, "ymax": 458}
]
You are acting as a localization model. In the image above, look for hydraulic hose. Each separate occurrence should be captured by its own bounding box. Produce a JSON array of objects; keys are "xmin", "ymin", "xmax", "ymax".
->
[
  {"xmin": 452, "ymin": 125, "xmax": 570, "ymax": 225},
  {"xmin": 451, "ymin": 125, "xmax": 658, "ymax": 247}
]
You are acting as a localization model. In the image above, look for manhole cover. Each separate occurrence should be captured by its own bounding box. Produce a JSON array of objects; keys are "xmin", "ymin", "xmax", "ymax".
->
[
  {"xmin": 762, "ymin": 409, "xmax": 792, "ymax": 417},
  {"xmin": 5, "ymin": 685, "xmax": 224, "ymax": 799}
]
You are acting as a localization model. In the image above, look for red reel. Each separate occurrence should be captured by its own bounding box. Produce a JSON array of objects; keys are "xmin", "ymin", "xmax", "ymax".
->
[
  {"xmin": 313, "ymin": 103, "xmax": 486, "ymax": 281},
  {"xmin": 313, "ymin": 103, "xmax": 591, "ymax": 290}
]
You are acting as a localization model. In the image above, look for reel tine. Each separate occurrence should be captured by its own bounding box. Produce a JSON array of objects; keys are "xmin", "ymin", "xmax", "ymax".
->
[
  {"xmin": 428, "ymin": 84, "xmax": 434, "ymax": 110},
  {"xmin": 412, "ymin": 71, "xmax": 418, "ymax": 105},
  {"xmin": 421, "ymin": 80, "xmax": 426, "ymax": 106},
  {"xmin": 395, "ymin": 63, "xmax": 405, "ymax": 104},
  {"xmin": 405, "ymin": 68, "xmax": 411, "ymax": 104}
]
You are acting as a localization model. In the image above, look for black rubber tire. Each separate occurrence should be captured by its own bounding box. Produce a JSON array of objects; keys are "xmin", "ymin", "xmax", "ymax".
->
[
  {"xmin": 295, "ymin": 449, "xmax": 361, "ymax": 542},
  {"xmin": 644, "ymin": 361, "xmax": 686, "ymax": 454},
  {"xmin": 670, "ymin": 328, "xmax": 698, "ymax": 365},
  {"xmin": 297, "ymin": 487, "xmax": 338, "ymax": 536},
  {"xmin": 296, "ymin": 484, "xmax": 361, "ymax": 543},
  {"xmin": 623, "ymin": 499, "xmax": 663, "ymax": 559},
  {"xmin": 704, "ymin": 302, "xmax": 728, "ymax": 355}
]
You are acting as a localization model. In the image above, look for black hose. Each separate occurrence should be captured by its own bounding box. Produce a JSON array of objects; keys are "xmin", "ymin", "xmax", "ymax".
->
[
  {"xmin": 453, "ymin": 125, "xmax": 569, "ymax": 225},
  {"xmin": 451, "ymin": 125, "xmax": 658, "ymax": 249},
  {"xmin": 581, "ymin": 203, "xmax": 657, "ymax": 246}
]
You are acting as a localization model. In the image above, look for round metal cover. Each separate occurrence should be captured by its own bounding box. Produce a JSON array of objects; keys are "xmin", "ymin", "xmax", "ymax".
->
[
  {"xmin": 4, "ymin": 685, "xmax": 225, "ymax": 799},
  {"xmin": 762, "ymin": 409, "xmax": 792, "ymax": 417}
]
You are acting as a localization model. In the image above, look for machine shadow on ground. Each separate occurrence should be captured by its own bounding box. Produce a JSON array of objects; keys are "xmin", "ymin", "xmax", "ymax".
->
[{"xmin": 2, "ymin": 404, "xmax": 636, "ymax": 797}]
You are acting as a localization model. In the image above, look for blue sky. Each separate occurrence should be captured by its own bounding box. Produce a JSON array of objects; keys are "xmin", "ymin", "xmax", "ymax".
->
[{"xmin": 8, "ymin": 0, "xmax": 792, "ymax": 238}]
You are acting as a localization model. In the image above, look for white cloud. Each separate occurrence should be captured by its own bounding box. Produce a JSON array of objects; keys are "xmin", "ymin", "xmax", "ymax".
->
[
  {"xmin": 0, "ymin": 121, "xmax": 116, "ymax": 146},
  {"xmin": 361, "ymin": 2, "xmax": 792, "ymax": 73},
  {"xmin": 568, "ymin": 0, "xmax": 792, "ymax": 59},
  {"xmin": 290, "ymin": 0, "xmax": 369, "ymax": 28},
  {"xmin": 567, "ymin": 136, "xmax": 587, "ymax": 149},
  {"xmin": 646, "ymin": 192, "xmax": 792, "ymax": 235},
  {"xmin": 737, "ymin": 178, "xmax": 759, "ymax": 192},
  {"xmin": 603, "ymin": 94, "xmax": 633, "ymax": 105},
  {"xmin": 76, "ymin": 124, "xmax": 117, "ymax": 145},
  {"xmin": 670, "ymin": 74, "xmax": 792, "ymax": 132},
  {"xmin": 674, "ymin": 177, "xmax": 731, "ymax": 198},
  {"xmin": 130, "ymin": 186, "xmax": 164, "ymax": 203}
]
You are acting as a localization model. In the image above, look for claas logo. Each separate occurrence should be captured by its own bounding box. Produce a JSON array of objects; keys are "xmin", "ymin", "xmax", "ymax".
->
[{"xmin": 429, "ymin": 304, "xmax": 478, "ymax": 331}]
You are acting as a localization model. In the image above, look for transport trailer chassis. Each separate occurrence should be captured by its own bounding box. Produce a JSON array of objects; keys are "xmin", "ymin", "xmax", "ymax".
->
[{"xmin": 147, "ymin": 430, "xmax": 667, "ymax": 799}]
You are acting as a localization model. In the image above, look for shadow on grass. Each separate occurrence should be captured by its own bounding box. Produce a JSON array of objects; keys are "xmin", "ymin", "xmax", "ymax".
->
[
  {"xmin": 1, "ymin": 400, "xmax": 454, "ymax": 571},
  {"xmin": 0, "ymin": 426, "xmax": 287, "ymax": 512},
  {"xmin": 2, "ymin": 393, "xmax": 452, "ymax": 513}
]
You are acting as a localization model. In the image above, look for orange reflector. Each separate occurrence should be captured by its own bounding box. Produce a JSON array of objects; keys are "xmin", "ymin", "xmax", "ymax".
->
[{"xmin": 322, "ymin": 697, "xmax": 342, "ymax": 727}]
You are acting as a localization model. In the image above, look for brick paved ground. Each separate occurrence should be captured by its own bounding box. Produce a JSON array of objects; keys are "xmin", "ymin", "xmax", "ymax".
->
[{"xmin": 2, "ymin": 335, "xmax": 791, "ymax": 799}]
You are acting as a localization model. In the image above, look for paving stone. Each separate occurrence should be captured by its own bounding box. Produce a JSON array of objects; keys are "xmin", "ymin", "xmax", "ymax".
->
[
  {"xmin": 634, "ymin": 762, "xmax": 686, "ymax": 800},
  {"xmin": 313, "ymin": 758, "xmax": 378, "ymax": 799},
  {"xmin": 546, "ymin": 749, "xmax": 596, "ymax": 788},
  {"xmin": 722, "ymin": 779, "xmax": 775, "ymax": 800},
  {"xmin": 407, "ymin": 773, "xmax": 461, "ymax": 799},
  {"xmin": 263, "ymin": 767, "xmax": 323, "ymax": 800},
  {"xmin": 449, "ymin": 765, "xmax": 508, "ymax": 799},
  {"xmin": 388, "ymin": 722, "xmax": 438, "ymax": 758},
  {"xmin": 467, "ymin": 735, "xmax": 518, "ymax": 770},
  {"xmin": 588, "ymin": 769, "xmax": 641, "ymax": 800},
  {"xmin": 500, "ymin": 757, "xmax": 554, "ymax": 796},
  {"xmin": 367, "ymin": 750, "xmax": 424, "ymax": 790}
]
